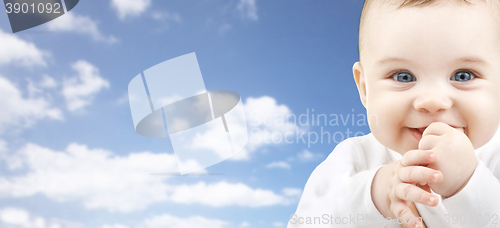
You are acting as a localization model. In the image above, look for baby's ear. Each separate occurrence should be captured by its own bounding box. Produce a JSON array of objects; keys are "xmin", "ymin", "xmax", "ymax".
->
[{"xmin": 352, "ymin": 62, "xmax": 367, "ymax": 108}]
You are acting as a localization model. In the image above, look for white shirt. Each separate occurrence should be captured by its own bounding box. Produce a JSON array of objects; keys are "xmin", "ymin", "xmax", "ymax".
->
[{"xmin": 288, "ymin": 129, "xmax": 500, "ymax": 228}]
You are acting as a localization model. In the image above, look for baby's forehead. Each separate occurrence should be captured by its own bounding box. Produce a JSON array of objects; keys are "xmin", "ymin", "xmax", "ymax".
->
[
  {"xmin": 358, "ymin": 0, "xmax": 500, "ymax": 62},
  {"xmin": 363, "ymin": 0, "xmax": 499, "ymax": 14}
]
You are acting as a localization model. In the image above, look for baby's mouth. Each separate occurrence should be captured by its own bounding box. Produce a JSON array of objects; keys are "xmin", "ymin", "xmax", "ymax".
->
[
  {"xmin": 416, "ymin": 127, "xmax": 426, "ymax": 134},
  {"xmin": 410, "ymin": 127, "xmax": 425, "ymax": 141}
]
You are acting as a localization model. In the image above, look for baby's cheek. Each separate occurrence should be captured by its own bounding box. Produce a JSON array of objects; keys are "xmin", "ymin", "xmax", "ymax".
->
[
  {"xmin": 371, "ymin": 121, "xmax": 406, "ymax": 153},
  {"xmin": 366, "ymin": 99, "xmax": 413, "ymax": 152},
  {"xmin": 468, "ymin": 124, "xmax": 496, "ymax": 149},
  {"xmin": 466, "ymin": 109, "xmax": 500, "ymax": 149}
]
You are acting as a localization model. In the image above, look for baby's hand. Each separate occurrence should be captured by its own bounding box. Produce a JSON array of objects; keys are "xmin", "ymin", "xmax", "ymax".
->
[
  {"xmin": 372, "ymin": 150, "xmax": 442, "ymax": 228},
  {"xmin": 419, "ymin": 122, "xmax": 477, "ymax": 197}
]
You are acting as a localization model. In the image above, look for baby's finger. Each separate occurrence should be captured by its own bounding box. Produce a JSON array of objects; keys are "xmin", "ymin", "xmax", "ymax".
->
[
  {"xmin": 391, "ymin": 201, "xmax": 422, "ymax": 228},
  {"xmin": 418, "ymin": 135, "xmax": 440, "ymax": 151},
  {"xmin": 401, "ymin": 150, "xmax": 436, "ymax": 166},
  {"xmin": 398, "ymin": 166, "xmax": 442, "ymax": 184},
  {"xmin": 395, "ymin": 183, "xmax": 439, "ymax": 207},
  {"xmin": 422, "ymin": 122, "xmax": 452, "ymax": 137}
]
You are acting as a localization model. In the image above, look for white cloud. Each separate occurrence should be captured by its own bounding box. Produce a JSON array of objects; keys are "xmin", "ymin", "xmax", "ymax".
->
[
  {"xmin": 150, "ymin": 10, "xmax": 182, "ymax": 31},
  {"xmin": 239, "ymin": 222, "xmax": 251, "ymax": 228},
  {"xmin": 234, "ymin": 96, "xmax": 303, "ymax": 160},
  {"xmin": 62, "ymin": 60, "xmax": 110, "ymax": 112},
  {"xmin": 0, "ymin": 143, "xmax": 298, "ymax": 212},
  {"xmin": 0, "ymin": 140, "xmax": 7, "ymax": 153},
  {"xmin": 39, "ymin": 75, "xmax": 57, "ymax": 89},
  {"xmin": 0, "ymin": 143, "xmax": 174, "ymax": 212},
  {"xmin": 0, "ymin": 209, "xmax": 237, "ymax": 228},
  {"xmin": 111, "ymin": 0, "xmax": 151, "ymax": 20},
  {"xmin": 282, "ymin": 188, "xmax": 302, "ymax": 197},
  {"xmin": 0, "ymin": 76, "xmax": 62, "ymax": 132},
  {"xmin": 140, "ymin": 214, "xmax": 230, "ymax": 228},
  {"xmin": 0, "ymin": 208, "xmax": 29, "ymax": 227},
  {"xmin": 273, "ymin": 222, "xmax": 285, "ymax": 227},
  {"xmin": 102, "ymin": 225, "xmax": 130, "ymax": 228},
  {"xmin": 297, "ymin": 149, "xmax": 322, "ymax": 162},
  {"xmin": 102, "ymin": 214, "xmax": 233, "ymax": 228},
  {"xmin": 169, "ymin": 181, "xmax": 294, "ymax": 207},
  {"xmin": 237, "ymin": 0, "xmax": 258, "ymax": 21},
  {"xmin": 0, "ymin": 207, "xmax": 84, "ymax": 228},
  {"xmin": 46, "ymin": 12, "xmax": 117, "ymax": 43},
  {"xmin": 0, "ymin": 29, "xmax": 49, "ymax": 67},
  {"xmin": 266, "ymin": 161, "xmax": 290, "ymax": 170}
]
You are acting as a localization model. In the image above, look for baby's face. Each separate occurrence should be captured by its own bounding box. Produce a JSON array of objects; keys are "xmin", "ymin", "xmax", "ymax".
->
[{"xmin": 353, "ymin": 1, "xmax": 500, "ymax": 154}]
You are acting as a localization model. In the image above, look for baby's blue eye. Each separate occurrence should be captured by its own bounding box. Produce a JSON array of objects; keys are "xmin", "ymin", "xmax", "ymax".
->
[
  {"xmin": 393, "ymin": 72, "xmax": 415, "ymax": 83},
  {"xmin": 452, "ymin": 71, "xmax": 473, "ymax": 82}
]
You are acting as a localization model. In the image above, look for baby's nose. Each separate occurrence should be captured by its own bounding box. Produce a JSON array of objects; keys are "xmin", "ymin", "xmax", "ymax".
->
[{"xmin": 413, "ymin": 91, "xmax": 452, "ymax": 113}]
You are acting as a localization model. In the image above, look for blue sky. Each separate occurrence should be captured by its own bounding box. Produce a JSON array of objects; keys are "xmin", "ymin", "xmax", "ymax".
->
[{"xmin": 0, "ymin": 0, "xmax": 370, "ymax": 227}]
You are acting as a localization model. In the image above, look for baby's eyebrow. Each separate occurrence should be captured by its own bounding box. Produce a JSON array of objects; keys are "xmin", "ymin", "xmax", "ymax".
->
[
  {"xmin": 375, "ymin": 56, "xmax": 490, "ymax": 67},
  {"xmin": 376, "ymin": 57, "xmax": 409, "ymax": 66},
  {"xmin": 452, "ymin": 56, "xmax": 490, "ymax": 67}
]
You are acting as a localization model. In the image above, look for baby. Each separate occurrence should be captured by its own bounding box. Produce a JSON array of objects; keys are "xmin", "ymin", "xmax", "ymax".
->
[{"xmin": 289, "ymin": 0, "xmax": 500, "ymax": 227}]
